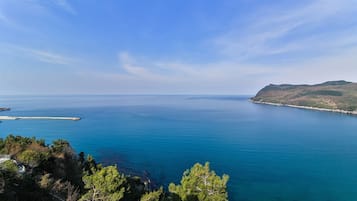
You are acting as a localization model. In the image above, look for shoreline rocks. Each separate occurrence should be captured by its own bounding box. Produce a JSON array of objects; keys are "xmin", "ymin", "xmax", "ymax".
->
[{"xmin": 251, "ymin": 100, "xmax": 357, "ymax": 115}]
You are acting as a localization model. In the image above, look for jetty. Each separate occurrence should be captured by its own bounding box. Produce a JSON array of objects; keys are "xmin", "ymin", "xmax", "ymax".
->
[
  {"xmin": 0, "ymin": 107, "xmax": 10, "ymax": 111},
  {"xmin": 0, "ymin": 116, "xmax": 80, "ymax": 121}
]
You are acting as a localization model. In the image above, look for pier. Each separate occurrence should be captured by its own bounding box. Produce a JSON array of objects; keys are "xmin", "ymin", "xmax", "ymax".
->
[{"xmin": 0, "ymin": 116, "xmax": 81, "ymax": 121}]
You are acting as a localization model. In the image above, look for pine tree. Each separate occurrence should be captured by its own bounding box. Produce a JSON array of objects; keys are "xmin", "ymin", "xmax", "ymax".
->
[
  {"xmin": 80, "ymin": 166, "xmax": 126, "ymax": 201},
  {"xmin": 140, "ymin": 187, "xmax": 163, "ymax": 201},
  {"xmin": 169, "ymin": 162, "xmax": 229, "ymax": 201}
]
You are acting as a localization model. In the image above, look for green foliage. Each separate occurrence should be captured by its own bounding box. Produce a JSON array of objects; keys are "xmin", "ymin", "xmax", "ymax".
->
[
  {"xmin": 0, "ymin": 138, "xmax": 5, "ymax": 153},
  {"xmin": 17, "ymin": 149, "xmax": 48, "ymax": 167},
  {"xmin": 51, "ymin": 139, "xmax": 71, "ymax": 153},
  {"xmin": 82, "ymin": 154, "xmax": 98, "ymax": 174},
  {"xmin": 36, "ymin": 139, "xmax": 46, "ymax": 147},
  {"xmin": 0, "ymin": 135, "xmax": 231, "ymax": 201},
  {"xmin": 342, "ymin": 105, "xmax": 357, "ymax": 111},
  {"xmin": 5, "ymin": 135, "xmax": 33, "ymax": 147},
  {"xmin": 0, "ymin": 135, "xmax": 48, "ymax": 156},
  {"xmin": 80, "ymin": 165, "xmax": 126, "ymax": 201},
  {"xmin": 140, "ymin": 187, "xmax": 163, "ymax": 201},
  {"xmin": 169, "ymin": 162, "xmax": 229, "ymax": 201},
  {"xmin": 0, "ymin": 160, "xmax": 18, "ymax": 173},
  {"xmin": 3, "ymin": 135, "xmax": 32, "ymax": 154},
  {"xmin": 303, "ymin": 90, "xmax": 343, "ymax": 96}
]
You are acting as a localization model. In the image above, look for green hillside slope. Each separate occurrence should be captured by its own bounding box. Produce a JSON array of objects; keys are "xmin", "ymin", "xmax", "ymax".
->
[{"xmin": 252, "ymin": 81, "xmax": 357, "ymax": 112}]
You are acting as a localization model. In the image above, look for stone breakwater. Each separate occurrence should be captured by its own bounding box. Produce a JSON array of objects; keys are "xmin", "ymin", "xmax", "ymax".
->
[
  {"xmin": 0, "ymin": 116, "xmax": 80, "ymax": 121},
  {"xmin": 0, "ymin": 107, "xmax": 80, "ymax": 121},
  {"xmin": 0, "ymin": 108, "xmax": 10, "ymax": 111},
  {"xmin": 251, "ymin": 100, "xmax": 357, "ymax": 115}
]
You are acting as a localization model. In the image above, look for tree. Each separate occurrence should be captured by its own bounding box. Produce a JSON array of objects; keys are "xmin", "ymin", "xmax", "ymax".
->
[
  {"xmin": 168, "ymin": 162, "xmax": 229, "ymax": 201},
  {"xmin": 0, "ymin": 138, "xmax": 5, "ymax": 154},
  {"xmin": 80, "ymin": 166, "xmax": 126, "ymax": 201},
  {"xmin": 17, "ymin": 149, "xmax": 47, "ymax": 167},
  {"xmin": 0, "ymin": 160, "xmax": 18, "ymax": 173},
  {"xmin": 51, "ymin": 139, "xmax": 71, "ymax": 154},
  {"xmin": 3, "ymin": 135, "xmax": 32, "ymax": 155},
  {"xmin": 140, "ymin": 187, "xmax": 163, "ymax": 201},
  {"xmin": 82, "ymin": 154, "xmax": 98, "ymax": 174}
]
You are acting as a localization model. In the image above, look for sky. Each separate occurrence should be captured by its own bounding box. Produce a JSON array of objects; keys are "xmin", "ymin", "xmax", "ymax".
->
[{"xmin": 0, "ymin": 0, "xmax": 357, "ymax": 95}]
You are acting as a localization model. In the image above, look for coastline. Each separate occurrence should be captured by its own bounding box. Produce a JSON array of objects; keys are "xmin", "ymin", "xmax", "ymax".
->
[{"xmin": 251, "ymin": 100, "xmax": 357, "ymax": 115}]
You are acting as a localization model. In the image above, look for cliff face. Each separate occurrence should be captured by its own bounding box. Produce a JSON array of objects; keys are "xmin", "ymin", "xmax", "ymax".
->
[{"xmin": 252, "ymin": 81, "xmax": 357, "ymax": 112}]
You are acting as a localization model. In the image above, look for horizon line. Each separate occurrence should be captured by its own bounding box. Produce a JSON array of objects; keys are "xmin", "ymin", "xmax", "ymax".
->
[{"xmin": 0, "ymin": 93, "xmax": 255, "ymax": 97}]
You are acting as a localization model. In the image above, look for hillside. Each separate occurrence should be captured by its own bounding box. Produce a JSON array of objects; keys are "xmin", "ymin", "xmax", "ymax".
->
[{"xmin": 251, "ymin": 81, "xmax": 357, "ymax": 112}]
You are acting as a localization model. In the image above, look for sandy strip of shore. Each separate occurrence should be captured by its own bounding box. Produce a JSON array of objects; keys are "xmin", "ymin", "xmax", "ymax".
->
[{"xmin": 251, "ymin": 100, "xmax": 357, "ymax": 115}]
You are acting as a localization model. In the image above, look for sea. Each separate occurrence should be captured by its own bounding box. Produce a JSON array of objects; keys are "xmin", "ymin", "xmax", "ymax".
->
[{"xmin": 1, "ymin": 95, "xmax": 357, "ymax": 201}]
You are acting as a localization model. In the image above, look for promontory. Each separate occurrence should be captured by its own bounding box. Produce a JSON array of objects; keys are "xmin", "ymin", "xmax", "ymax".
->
[{"xmin": 251, "ymin": 80, "xmax": 357, "ymax": 114}]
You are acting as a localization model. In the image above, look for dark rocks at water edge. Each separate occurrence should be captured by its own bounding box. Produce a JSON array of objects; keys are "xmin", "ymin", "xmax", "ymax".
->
[{"xmin": 0, "ymin": 108, "xmax": 10, "ymax": 112}]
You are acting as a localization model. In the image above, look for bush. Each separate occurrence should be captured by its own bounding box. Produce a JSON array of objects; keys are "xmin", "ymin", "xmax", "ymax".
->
[
  {"xmin": 17, "ymin": 150, "xmax": 48, "ymax": 167},
  {"xmin": 140, "ymin": 187, "xmax": 163, "ymax": 201},
  {"xmin": 0, "ymin": 160, "xmax": 18, "ymax": 173}
]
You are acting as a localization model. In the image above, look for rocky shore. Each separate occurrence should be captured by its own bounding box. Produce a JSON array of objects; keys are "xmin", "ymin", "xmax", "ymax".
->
[{"xmin": 251, "ymin": 100, "xmax": 357, "ymax": 115}]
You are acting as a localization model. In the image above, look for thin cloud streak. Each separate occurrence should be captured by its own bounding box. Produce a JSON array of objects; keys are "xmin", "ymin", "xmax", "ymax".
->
[
  {"xmin": 0, "ymin": 9, "xmax": 28, "ymax": 31},
  {"xmin": 52, "ymin": 0, "xmax": 76, "ymax": 15},
  {"xmin": 8, "ymin": 45, "xmax": 78, "ymax": 65},
  {"xmin": 112, "ymin": 43, "xmax": 357, "ymax": 94},
  {"xmin": 214, "ymin": 0, "xmax": 357, "ymax": 62}
]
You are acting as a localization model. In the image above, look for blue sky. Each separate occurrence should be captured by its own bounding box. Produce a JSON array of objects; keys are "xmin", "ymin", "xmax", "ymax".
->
[{"xmin": 1, "ymin": 0, "xmax": 357, "ymax": 95}]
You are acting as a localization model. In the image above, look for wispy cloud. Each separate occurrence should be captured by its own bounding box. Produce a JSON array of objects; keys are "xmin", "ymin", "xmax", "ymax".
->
[
  {"xmin": 119, "ymin": 52, "xmax": 155, "ymax": 78},
  {"xmin": 118, "ymin": 52, "xmax": 179, "ymax": 81},
  {"xmin": 214, "ymin": 0, "xmax": 357, "ymax": 62},
  {"xmin": 52, "ymin": 0, "xmax": 76, "ymax": 15},
  {"xmin": 0, "ymin": 8, "xmax": 28, "ymax": 31},
  {"xmin": 26, "ymin": 49, "xmax": 76, "ymax": 65},
  {"xmin": 9, "ymin": 46, "xmax": 78, "ymax": 65},
  {"xmin": 0, "ymin": 0, "xmax": 75, "ymax": 31},
  {"xmin": 117, "ymin": 51, "xmax": 280, "ymax": 88}
]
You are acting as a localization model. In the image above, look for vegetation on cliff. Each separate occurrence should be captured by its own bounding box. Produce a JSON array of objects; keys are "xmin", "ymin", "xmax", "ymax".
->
[
  {"xmin": 0, "ymin": 135, "xmax": 229, "ymax": 201},
  {"xmin": 252, "ymin": 80, "xmax": 357, "ymax": 112}
]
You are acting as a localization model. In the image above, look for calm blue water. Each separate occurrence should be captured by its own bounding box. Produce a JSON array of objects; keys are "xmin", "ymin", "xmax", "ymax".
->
[{"xmin": 1, "ymin": 95, "xmax": 357, "ymax": 201}]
